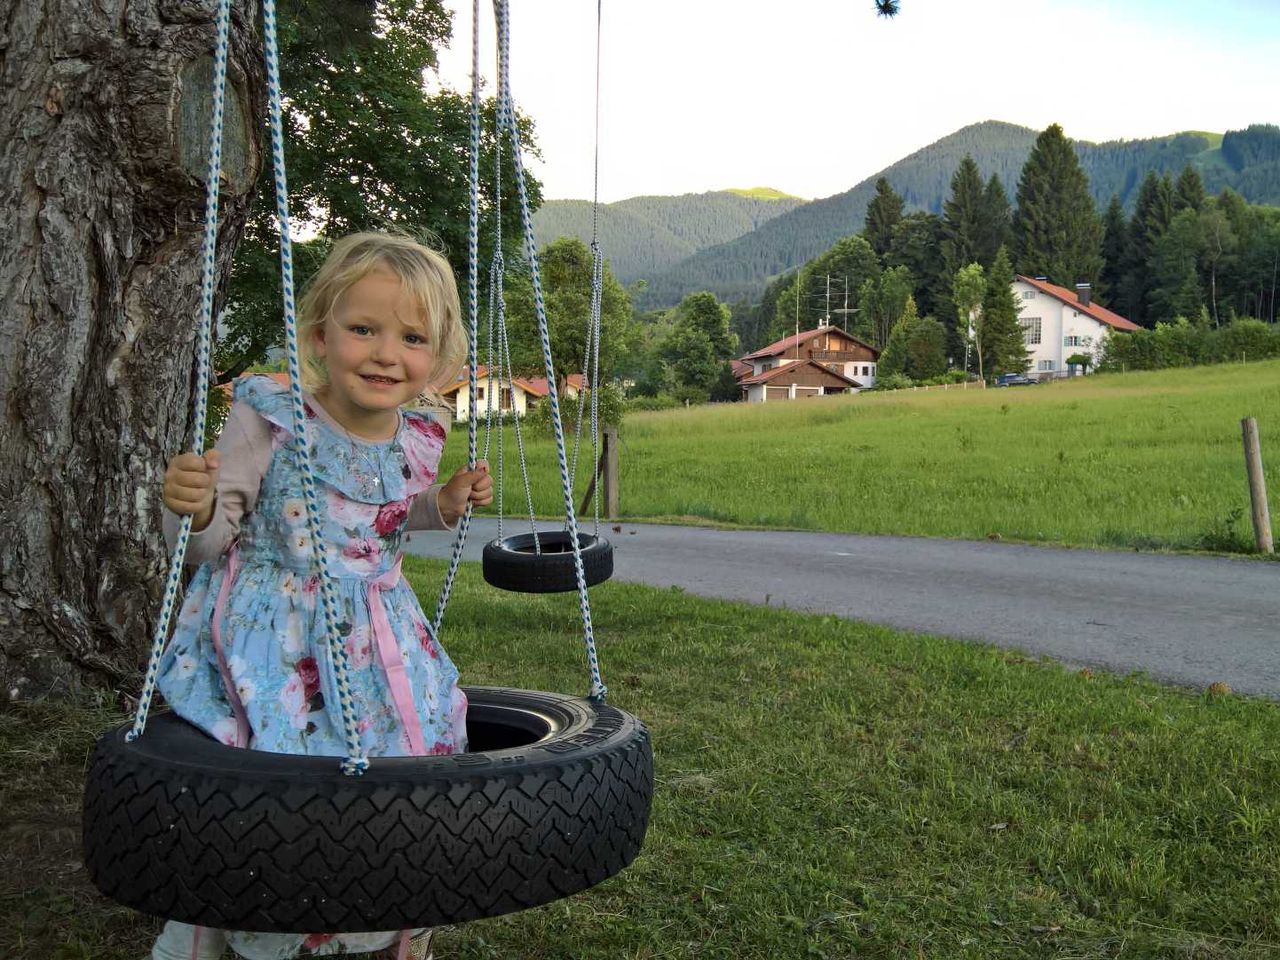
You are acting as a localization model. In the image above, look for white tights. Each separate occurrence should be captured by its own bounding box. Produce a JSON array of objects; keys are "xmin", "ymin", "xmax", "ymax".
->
[{"xmin": 151, "ymin": 922, "xmax": 227, "ymax": 960}]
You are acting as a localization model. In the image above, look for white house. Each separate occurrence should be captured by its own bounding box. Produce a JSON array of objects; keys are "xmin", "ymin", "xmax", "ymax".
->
[
  {"xmin": 1012, "ymin": 276, "xmax": 1139, "ymax": 379},
  {"xmin": 736, "ymin": 321, "xmax": 879, "ymax": 402},
  {"xmin": 439, "ymin": 365, "xmax": 584, "ymax": 421}
]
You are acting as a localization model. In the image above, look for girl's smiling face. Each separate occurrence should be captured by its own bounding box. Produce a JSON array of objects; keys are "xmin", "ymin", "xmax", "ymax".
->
[{"xmin": 312, "ymin": 268, "xmax": 435, "ymax": 437}]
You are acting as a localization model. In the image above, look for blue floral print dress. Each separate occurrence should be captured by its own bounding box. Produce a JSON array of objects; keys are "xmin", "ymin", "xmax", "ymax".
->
[{"xmin": 155, "ymin": 376, "xmax": 467, "ymax": 958}]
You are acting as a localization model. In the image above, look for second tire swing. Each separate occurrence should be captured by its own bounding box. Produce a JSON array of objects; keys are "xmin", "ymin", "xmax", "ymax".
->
[{"xmin": 479, "ymin": 0, "xmax": 613, "ymax": 596}]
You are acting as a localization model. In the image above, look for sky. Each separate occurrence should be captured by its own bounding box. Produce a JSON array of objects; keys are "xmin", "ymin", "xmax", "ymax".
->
[{"xmin": 432, "ymin": 0, "xmax": 1280, "ymax": 204}]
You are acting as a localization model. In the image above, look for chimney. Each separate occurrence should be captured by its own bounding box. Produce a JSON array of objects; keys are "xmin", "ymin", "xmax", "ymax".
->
[{"xmin": 1075, "ymin": 282, "xmax": 1092, "ymax": 307}]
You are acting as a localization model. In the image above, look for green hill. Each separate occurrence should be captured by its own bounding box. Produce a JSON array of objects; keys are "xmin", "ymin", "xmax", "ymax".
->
[
  {"xmin": 635, "ymin": 121, "xmax": 1280, "ymax": 308},
  {"xmin": 531, "ymin": 189, "xmax": 804, "ymax": 286}
]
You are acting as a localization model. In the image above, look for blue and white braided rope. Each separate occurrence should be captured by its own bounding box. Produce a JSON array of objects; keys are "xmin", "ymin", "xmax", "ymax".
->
[
  {"xmin": 493, "ymin": 0, "xmax": 605, "ymax": 701},
  {"xmin": 430, "ymin": 0, "xmax": 483, "ymax": 637},
  {"xmin": 129, "ymin": 0, "xmax": 233, "ymax": 742},
  {"xmin": 262, "ymin": 0, "xmax": 367, "ymax": 775}
]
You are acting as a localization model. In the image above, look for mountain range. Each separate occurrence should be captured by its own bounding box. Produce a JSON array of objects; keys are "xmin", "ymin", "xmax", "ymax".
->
[{"xmin": 531, "ymin": 120, "xmax": 1280, "ymax": 309}]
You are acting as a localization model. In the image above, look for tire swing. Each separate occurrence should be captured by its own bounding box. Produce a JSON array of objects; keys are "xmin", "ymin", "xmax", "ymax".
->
[
  {"xmin": 81, "ymin": 0, "xmax": 652, "ymax": 935},
  {"xmin": 479, "ymin": 0, "xmax": 613, "ymax": 595}
]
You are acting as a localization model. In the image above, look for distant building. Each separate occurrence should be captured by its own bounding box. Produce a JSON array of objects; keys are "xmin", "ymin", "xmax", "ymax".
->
[
  {"xmin": 735, "ymin": 321, "xmax": 879, "ymax": 402},
  {"xmin": 1013, "ymin": 276, "xmax": 1139, "ymax": 379},
  {"xmin": 439, "ymin": 366, "xmax": 584, "ymax": 421}
]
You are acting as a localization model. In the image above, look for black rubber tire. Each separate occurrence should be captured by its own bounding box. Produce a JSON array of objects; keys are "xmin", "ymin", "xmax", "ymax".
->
[
  {"xmin": 82, "ymin": 687, "xmax": 652, "ymax": 932},
  {"xmin": 482, "ymin": 531, "xmax": 613, "ymax": 594}
]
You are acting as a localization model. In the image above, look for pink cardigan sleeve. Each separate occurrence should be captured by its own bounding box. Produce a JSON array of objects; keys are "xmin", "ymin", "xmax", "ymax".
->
[
  {"xmin": 408, "ymin": 483, "xmax": 455, "ymax": 531},
  {"xmin": 162, "ymin": 401, "xmax": 273, "ymax": 566}
]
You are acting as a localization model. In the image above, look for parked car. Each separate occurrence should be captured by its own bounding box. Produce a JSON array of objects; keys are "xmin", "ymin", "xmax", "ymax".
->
[{"xmin": 994, "ymin": 373, "xmax": 1037, "ymax": 387}]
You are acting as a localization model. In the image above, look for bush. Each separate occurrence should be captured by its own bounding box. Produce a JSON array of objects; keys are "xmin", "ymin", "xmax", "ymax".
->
[
  {"xmin": 525, "ymin": 382, "xmax": 625, "ymax": 438},
  {"xmin": 1100, "ymin": 318, "xmax": 1280, "ymax": 372},
  {"xmin": 871, "ymin": 372, "xmax": 915, "ymax": 392},
  {"xmin": 1218, "ymin": 319, "xmax": 1280, "ymax": 363},
  {"xmin": 625, "ymin": 394, "xmax": 679, "ymax": 413}
]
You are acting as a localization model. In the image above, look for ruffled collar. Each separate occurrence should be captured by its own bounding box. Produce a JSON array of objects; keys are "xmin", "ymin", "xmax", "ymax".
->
[{"xmin": 234, "ymin": 375, "xmax": 446, "ymax": 504}]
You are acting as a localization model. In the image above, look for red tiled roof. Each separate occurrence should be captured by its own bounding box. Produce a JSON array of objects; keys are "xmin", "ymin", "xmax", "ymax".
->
[
  {"xmin": 523, "ymin": 374, "xmax": 585, "ymax": 397},
  {"xmin": 742, "ymin": 326, "xmax": 878, "ymax": 362},
  {"xmin": 738, "ymin": 359, "xmax": 862, "ymax": 388},
  {"xmin": 730, "ymin": 359, "xmax": 753, "ymax": 381},
  {"xmin": 1016, "ymin": 276, "xmax": 1140, "ymax": 331}
]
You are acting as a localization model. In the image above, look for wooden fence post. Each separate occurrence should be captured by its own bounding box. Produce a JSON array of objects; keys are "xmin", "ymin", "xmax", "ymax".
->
[
  {"xmin": 579, "ymin": 425, "xmax": 620, "ymax": 519},
  {"xmin": 1242, "ymin": 417, "xmax": 1274, "ymax": 554},
  {"xmin": 603, "ymin": 425, "xmax": 620, "ymax": 519}
]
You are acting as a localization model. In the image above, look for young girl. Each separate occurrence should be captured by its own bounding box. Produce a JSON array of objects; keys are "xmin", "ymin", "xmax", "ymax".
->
[{"xmin": 150, "ymin": 232, "xmax": 491, "ymax": 960}]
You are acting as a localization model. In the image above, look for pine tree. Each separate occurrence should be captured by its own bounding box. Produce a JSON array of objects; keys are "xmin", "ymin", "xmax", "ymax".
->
[
  {"xmin": 886, "ymin": 211, "xmax": 947, "ymax": 320},
  {"xmin": 1099, "ymin": 194, "xmax": 1129, "ymax": 304},
  {"xmin": 864, "ymin": 177, "xmax": 904, "ymax": 258},
  {"xmin": 1148, "ymin": 209, "xmax": 1204, "ymax": 322},
  {"xmin": 941, "ymin": 156, "xmax": 985, "ymax": 279},
  {"xmin": 1124, "ymin": 172, "xmax": 1174, "ymax": 326},
  {"xmin": 1011, "ymin": 123, "xmax": 1104, "ymax": 288},
  {"xmin": 975, "ymin": 174, "xmax": 1012, "ymax": 268},
  {"xmin": 1174, "ymin": 164, "xmax": 1206, "ymax": 214},
  {"xmin": 980, "ymin": 246, "xmax": 1029, "ymax": 377},
  {"xmin": 876, "ymin": 297, "xmax": 915, "ymax": 378},
  {"xmin": 878, "ymin": 296, "xmax": 945, "ymax": 380}
]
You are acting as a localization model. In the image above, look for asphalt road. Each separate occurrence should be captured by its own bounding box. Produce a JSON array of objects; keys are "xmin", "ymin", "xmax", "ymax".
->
[{"xmin": 405, "ymin": 518, "xmax": 1279, "ymax": 699}]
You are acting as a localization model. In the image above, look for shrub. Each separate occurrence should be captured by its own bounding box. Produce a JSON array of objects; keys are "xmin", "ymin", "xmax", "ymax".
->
[
  {"xmin": 625, "ymin": 394, "xmax": 680, "ymax": 413},
  {"xmin": 1100, "ymin": 318, "xmax": 1280, "ymax": 372},
  {"xmin": 872, "ymin": 372, "xmax": 915, "ymax": 392},
  {"xmin": 525, "ymin": 382, "xmax": 625, "ymax": 438}
]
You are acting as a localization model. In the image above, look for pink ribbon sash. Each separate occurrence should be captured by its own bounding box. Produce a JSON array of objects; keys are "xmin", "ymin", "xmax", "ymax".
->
[
  {"xmin": 369, "ymin": 556, "xmax": 428, "ymax": 757},
  {"xmin": 210, "ymin": 547, "xmax": 251, "ymax": 749}
]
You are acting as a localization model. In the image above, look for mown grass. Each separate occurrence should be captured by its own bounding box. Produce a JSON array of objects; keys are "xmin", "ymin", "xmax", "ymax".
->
[
  {"xmin": 5, "ymin": 558, "xmax": 1280, "ymax": 958},
  {"xmin": 444, "ymin": 361, "xmax": 1280, "ymax": 554}
]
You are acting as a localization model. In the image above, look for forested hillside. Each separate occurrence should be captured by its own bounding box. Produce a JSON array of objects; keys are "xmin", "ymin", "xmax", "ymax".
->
[
  {"xmin": 532, "ymin": 189, "xmax": 804, "ymax": 285},
  {"xmin": 636, "ymin": 121, "xmax": 1280, "ymax": 307}
]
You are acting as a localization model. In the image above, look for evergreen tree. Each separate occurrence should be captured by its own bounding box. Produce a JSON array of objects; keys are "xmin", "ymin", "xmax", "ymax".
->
[
  {"xmin": 980, "ymin": 246, "xmax": 1029, "ymax": 377},
  {"xmin": 941, "ymin": 156, "xmax": 986, "ymax": 279},
  {"xmin": 1174, "ymin": 164, "xmax": 1206, "ymax": 214},
  {"xmin": 975, "ymin": 174, "xmax": 1012, "ymax": 268},
  {"xmin": 1124, "ymin": 172, "xmax": 1174, "ymax": 325},
  {"xmin": 1011, "ymin": 123, "xmax": 1104, "ymax": 288},
  {"xmin": 1148, "ymin": 209, "xmax": 1204, "ymax": 322},
  {"xmin": 878, "ymin": 297, "xmax": 946, "ymax": 381},
  {"xmin": 886, "ymin": 211, "xmax": 947, "ymax": 320},
  {"xmin": 864, "ymin": 177, "xmax": 904, "ymax": 258},
  {"xmin": 1099, "ymin": 194, "xmax": 1129, "ymax": 304},
  {"xmin": 856, "ymin": 265, "xmax": 914, "ymax": 348}
]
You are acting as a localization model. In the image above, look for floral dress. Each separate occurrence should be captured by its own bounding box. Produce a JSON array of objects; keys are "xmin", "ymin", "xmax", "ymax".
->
[{"xmin": 156, "ymin": 376, "xmax": 467, "ymax": 958}]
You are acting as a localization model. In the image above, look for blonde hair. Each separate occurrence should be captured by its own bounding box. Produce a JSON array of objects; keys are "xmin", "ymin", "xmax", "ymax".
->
[{"xmin": 297, "ymin": 231, "xmax": 465, "ymax": 403}]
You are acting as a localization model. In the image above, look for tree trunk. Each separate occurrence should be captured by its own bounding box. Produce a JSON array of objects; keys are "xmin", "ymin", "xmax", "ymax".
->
[{"xmin": 0, "ymin": 0, "xmax": 264, "ymax": 700}]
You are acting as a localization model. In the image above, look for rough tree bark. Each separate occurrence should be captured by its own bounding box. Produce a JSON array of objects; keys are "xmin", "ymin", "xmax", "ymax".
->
[{"xmin": 0, "ymin": 0, "xmax": 264, "ymax": 700}]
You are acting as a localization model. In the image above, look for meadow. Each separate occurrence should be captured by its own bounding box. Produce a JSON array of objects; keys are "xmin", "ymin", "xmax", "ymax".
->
[
  {"xmin": 443, "ymin": 361, "xmax": 1280, "ymax": 554},
  {"xmin": 7, "ymin": 559, "xmax": 1280, "ymax": 959}
]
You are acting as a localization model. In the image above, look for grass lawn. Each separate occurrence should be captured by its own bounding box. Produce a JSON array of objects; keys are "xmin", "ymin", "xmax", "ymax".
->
[
  {"xmin": 443, "ymin": 361, "xmax": 1280, "ymax": 555},
  {"xmin": 4, "ymin": 557, "xmax": 1279, "ymax": 959}
]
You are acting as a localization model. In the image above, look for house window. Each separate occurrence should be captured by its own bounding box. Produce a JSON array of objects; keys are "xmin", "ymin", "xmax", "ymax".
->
[
  {"xmin": 1038, "ymin": 359, "xmax": 1055, "ymax": 372},
  {"xmin": 1064, "ymin": 335, "xmax": 1082, "ymax": 347},
  {"xmin": 1022, "ymin": 290, "xmax": 1037, "ymax": 300},
  {"xmin": 1021, "ymin": 317, "xmax": 1042, "ymax": 345}
]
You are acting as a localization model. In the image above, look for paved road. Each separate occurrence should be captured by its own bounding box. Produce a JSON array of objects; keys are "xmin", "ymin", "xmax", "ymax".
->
[{"xmin": 405, "ymin": 519, "xmax": 1279, "ymax": 699}]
